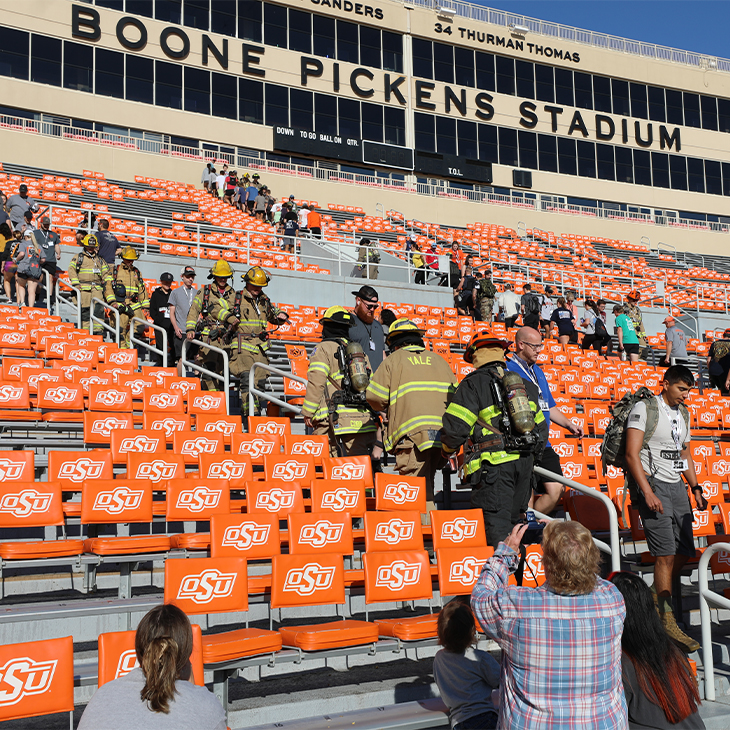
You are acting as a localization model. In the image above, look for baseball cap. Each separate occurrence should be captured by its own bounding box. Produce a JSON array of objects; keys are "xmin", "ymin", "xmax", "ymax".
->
[
  {"xmin": 662, "ymin": 316, "xmax": 675, "ymax": 325},
  {"xmin": 181, "ymin": 266, "xmax": 196, "ymax": 278},
  {"xmin": 160, "ymin": 272, "xmax": 174, "ymax": 283},
  {"xmin": 352, "ymin": 285, "xmax": 379, "ymax": 303},
  {"xmin": 18, "ymin": 184, "xmax": 27, "ymax": 193},
  {"xmin": 289, "ymin": 194, "xmax": 295, "ymax": 199},
  {"xmin": 41, "ymin": 216, "xmax": 51, "ymax": 226}
]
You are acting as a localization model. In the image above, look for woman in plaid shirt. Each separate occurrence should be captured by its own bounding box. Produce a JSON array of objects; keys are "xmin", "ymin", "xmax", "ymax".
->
[{"xmin": 472, "ymin": 521, "xmax": 627, "ymax": 729}]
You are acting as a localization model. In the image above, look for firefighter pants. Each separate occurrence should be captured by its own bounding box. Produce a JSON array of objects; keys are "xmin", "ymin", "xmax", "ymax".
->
[
  {"xmin": 195, "ymin": 345, "xmax": 226, "ymax": 391},
  {"xmin": 116, "ymin": 309, "xmax": 146, "ymax": 349},
  {"xmin": 313, "ymin": 425, "xmax": 376, "ymax": 458},
  {"xmin": 471, "ymin": 455, "xmax": 534, "ymax": 548},
  {"xmin": 229, "ymin": 346, "xmax": 268, "ymax": 416},
  {"xmin": 394, "ymin": 436, "xmax": 445, "ymax": 509},
  {"xmin": 79, "ymin": 288, "xmax": 105, "ymax": 335}
]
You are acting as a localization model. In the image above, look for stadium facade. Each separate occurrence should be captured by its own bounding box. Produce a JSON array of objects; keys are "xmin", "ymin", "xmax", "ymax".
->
[{"xmin": 2, "ymin": 0, "xmax": 730, "ymax": 253}]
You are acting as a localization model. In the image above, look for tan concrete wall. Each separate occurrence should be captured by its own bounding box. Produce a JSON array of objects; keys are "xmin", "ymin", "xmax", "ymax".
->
[{"xmin": 5, "ymin": 128, "xmax": 729, "ymax": 256}]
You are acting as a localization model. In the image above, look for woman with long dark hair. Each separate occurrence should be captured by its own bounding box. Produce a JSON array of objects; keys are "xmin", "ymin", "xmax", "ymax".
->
[
  {"xmin": 610, "ymin": 572, "xmax": 704, "ymax": 729},
  {"xmin": 78, "ymin": 604, "xmax": 226, "ymax": 729}
]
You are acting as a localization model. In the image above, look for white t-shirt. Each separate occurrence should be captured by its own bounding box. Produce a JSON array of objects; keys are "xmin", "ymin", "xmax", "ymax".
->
[
  {"xmin": 298, "ymin": 209, "xmax": 310, "ymax": 228},
  {"xmin": 216, "ymin": 174, "xmax": 226, "ymax": 191},
  {"xmin": 498, "ymin": 291, "xmax": 522, "ymax": 316},
  {"xmin": 628, "ymin": 396, "xmax": 690, "ymax": 483}
]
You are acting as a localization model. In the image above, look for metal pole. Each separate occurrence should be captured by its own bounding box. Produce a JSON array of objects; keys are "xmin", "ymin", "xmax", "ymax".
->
[
  {"xmin": 90, "ymin": 297, "xmax": 121, "ymax": 345},
  {"xmin": 181, "ymin": 338, "xmax": 230, "ymax": 414},
  {"xmin": 130, "ymin": 316, "xmax": 168, "ymax": 367},
  {"xmin": 249, "ymin": 361, "xmax": 306, "ymax": 417}
]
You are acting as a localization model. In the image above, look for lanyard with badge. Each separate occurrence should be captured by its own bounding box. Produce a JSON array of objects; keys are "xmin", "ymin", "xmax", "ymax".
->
[
  {"xmin": 513, "ymin": 357, "xmax": 550, "ymax": 412},
  {"xmin": 658, "ymin": 397, "xmax": 688, "ymax": 472}
]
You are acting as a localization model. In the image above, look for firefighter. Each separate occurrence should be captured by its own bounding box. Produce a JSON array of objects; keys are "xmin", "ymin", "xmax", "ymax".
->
[
  {"xmin": 356, "ymin": 238, "xmax": 380, "ymax": 280},
  {"xmin": 229, "ymin": 266, "xmax": 289, "ymax": 416},
  {"xmin": 114, "ymin": 246, "xmax": 150, "ymax": 349},
  {"xmin": 441, "ymin": 330, "xmax": 548, "ymax": 547},
  {"xmin": 366, "ymin": 319, "xmax": 457, "ymax": 508},
  {"xmin": 68, "ymin": 234, "xmax": 116, "ymax": 335},
  {"xmin": 625, "ymin": 289, "xmax": 649, "ymax": 358},
  {"xmin": 185, "ymin": 259, "xmax": 237, "ymax": 390},
  {"xmin": 302, "ymin": 306, "xmax": 378, "ymax": 457}
]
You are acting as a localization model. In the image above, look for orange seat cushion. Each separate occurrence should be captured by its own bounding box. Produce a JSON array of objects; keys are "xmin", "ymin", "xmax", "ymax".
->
[
  {"xmin": 62, "ymin": 502, "xmax": 82, "ymax": 517},
  {"xmin": 0, "ymin": 410, "xmax": 43, "ymax": 421},
  {"xmin": 170, "ymin": 533, "xmax": 211, "ymax": 550},
  {"xmin": 248, "ymin": 574, "xmax": 272, "ymax": 594},
  {"xmin": 202, "ymin": 628, "xmax": 282, "ymax": 664},
  {"xmin": 84, "ymin": 536, "xmax": 171, "ymax": 555},
  {"xmin": 0, "ymin": 539, "xmax": 85, "ymax": 559},
  {"xmin": 375, "ymin": 614, "xmax": 438, "ymax": 641},
  {"xmin": 278, "ymin": 620, "xmax": 378, "ymax": 651},
  {"xmin": 42, "ymin": 411, "xmax": 84, "ymax": 422}
]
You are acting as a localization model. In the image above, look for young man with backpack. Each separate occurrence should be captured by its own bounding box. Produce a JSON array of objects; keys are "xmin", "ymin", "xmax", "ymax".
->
[
  {"xmin": 621, "ymin": 365, "xmax": 706, "ymax": 652},
  {"xmin": 520, "ymin": 283, "xmax": 541, "ymax": 330}
]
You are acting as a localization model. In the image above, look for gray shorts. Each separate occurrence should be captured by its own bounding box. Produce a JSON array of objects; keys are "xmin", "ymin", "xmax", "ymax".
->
[{"xmin": 636, "ymin": 477, "xmax": 695, "ymax": 557}]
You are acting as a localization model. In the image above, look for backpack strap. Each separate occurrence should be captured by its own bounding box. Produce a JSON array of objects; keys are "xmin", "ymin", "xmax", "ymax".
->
[{"xmin": 641, "ymin": 396, "xmax": 660, "ymax": 450}]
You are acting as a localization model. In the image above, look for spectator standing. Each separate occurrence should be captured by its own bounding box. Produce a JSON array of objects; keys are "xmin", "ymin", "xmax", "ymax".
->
[
  {"xmin": 498, "ymin": 283, "xmax": 522, "ymax": 329},
  {"xmin": 425, "ymin": 242, "xmax": 439, "ymax": 283},
  {"xmin": 17, "ymin": 209, "xmax": 35, "ymax": 236},
  {"xmin": 349, "ymin": 285, "xmax": 386, "ymax": 371},
  {"xmin": 223, "ymin": 171, "xmax": 237, "ymax": 206},
  {"xmin": 14, "ymin": 230, "xmax": 42, "ymax": 308},
  {"xmin": 270, "ymin": 198, "xmax": 284, "ymax": 225},
  {"xmin": 254, "ymin": 188, "xmax": 267, "ymax": 220},
  {"xmin": 625, "ymin": 365, "xmax": 705, "ymax": 653},
  {"xmin": 201, "ymin": 163, "xmax": 212, "ymax": 191},
  {"xmin": 215, "ymin": 169, "xmax": 226, "ymax": 198},
  {"xmin": 580, "ymin": 299, "xmax": 600, "ymax": 351},
  {"xmin": 32, "ymin": 216, "xmax": 60, "ymax": 299},
  {"xmin": 566, "ymin": 291, "xmax": 580, "ymax": 323},
  {"xmin": 614, "ymin": 305, "xmax": 640, "ymax": 362},
  {"xmin": 298, "ymin": 204, "xmax": 310, "ymax": 233},
  {"xmin": 366, "ymin": 319, "xmax": 457, "ymax": 507},
  {"xmin": 448, "ymin": 242, "xmax": 464, "ymax": 289},
  {"xmin": 454, "ymin": 264, "xmax": 476, "ymax": 315},
  {"xmin": 433, "ymin": 599, "xmax": 500, "ymax": 730},
  {"xmin": 474, "ymin": 273, "xmax": 497, "ymax": 324},
  {"xmin": 286, "ymin": 193, "xmax": 298, "ymax": 213},
  {"xmin": 550, "ymin": 296, "xmax": 577, "ymax": 344},
  {"xmin": 472, "ymin": 521, "xmax": 627, "ymax": 729},
  {"xmin": 662, "ymin": 316, "xmax": 689, "ymax": 366},
  {"xmin": 77, "ymin": 604, "xmax": 226, "ymax": 730},
  {"xmin": 5, "ymin": 184, "xmax": 38, "ymax": 229},
  {"xmin": 706, "ymin": 328, "xmax": 730, "ymax": 395},
  {"xmin": 609, "ymin": 572, "xmax": 704, "ymax": 729},
  {"xmin": 169, "ymin": 266, "xmax": 197, "ymax": 371},
  {"xmin": 412, "ymin": 243, "xmax": 426, "ymax": 285},
  {"xmin": 0, "ymin": 196, "xmax": 10, "ymax": 229},
  {"xmin": 379, "ymin": 308, "xmax": 396, "ymax": 336},
  {"xmin": 307, "ymin": 205, "xmax": 322, "ymax": 237},
  {"xmin": 207, "ymin": 167, "xmax": 217, "ymax": 196},
  {"xmin": 1, "ymin": 225, "xmax": 18, "ymax": 302},
  {"xmin": 149, "ymin": 273, "xmax": 176, "ymax": 366},
  {"xmin": 520, "ymin": 283, "xmax": 541, "ymax": 330},
  {"xmin": 625, "ymin": 290, "xmax": 649, "ymax": 357},
  {"xmin": 507, "ymin": 327, "xmax": 584, "ymax": 515},
  {"xmin": 540, "ymin": 286, "xmax": 556, "ymax": 338},
  {"xmin": 281, "ymin": 204, "xmax": 298, "ymax": 253},
  {"xmin": 96, "ymin": 219, "xmax": 121, "ymax": 265}
]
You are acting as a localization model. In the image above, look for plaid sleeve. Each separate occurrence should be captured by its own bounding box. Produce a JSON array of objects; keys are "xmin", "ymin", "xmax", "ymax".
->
[{"xmin": 471, "ymin": 542, "xmax": 519, "ymax": 645}]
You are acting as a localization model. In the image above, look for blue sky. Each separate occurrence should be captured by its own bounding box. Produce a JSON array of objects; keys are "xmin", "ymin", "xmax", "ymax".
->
[{"xmin": 474, "ymin": 1, "xmax": 730, "ymax": 58}]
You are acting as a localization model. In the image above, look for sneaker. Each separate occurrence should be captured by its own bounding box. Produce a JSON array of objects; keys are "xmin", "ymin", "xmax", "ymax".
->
[{"xmin": 660, "ymin": 610, "xmax": 700, "ymax": 653}]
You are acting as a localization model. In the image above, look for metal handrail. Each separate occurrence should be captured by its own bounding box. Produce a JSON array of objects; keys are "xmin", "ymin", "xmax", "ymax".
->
[
  {"xmin": 698, "ymin": 542, "xmax": 730, "ymax": 700},
  {"xmin": 130, "ymin": 316, "xmax": 168, "ymax": 367},
  {"xmin": 90, "ymin": 297, "xmax": 120, "ymax": 345},
  {"xmin": 42, "ymin": 267, "xmax": 55, "ymax": 313},
  {"xmin": 55, "ymin": 281, "xmax": 82, "ymax": 329},
  {"xmin": 533, "ymin": 466, "xmax": 620, "ymax": 573},
  {"xmin": 181, "ymin": 338, "xmax": 229, "ymax": 414},
  {"xmin": 248, "ymin": 362, "xmax": 306, "ymax": 417}
]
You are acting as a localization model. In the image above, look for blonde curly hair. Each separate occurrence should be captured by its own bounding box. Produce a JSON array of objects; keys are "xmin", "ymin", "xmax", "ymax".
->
[{"xmin": 542, "ymin": 521, "xmax": 600, "ymax": 595}]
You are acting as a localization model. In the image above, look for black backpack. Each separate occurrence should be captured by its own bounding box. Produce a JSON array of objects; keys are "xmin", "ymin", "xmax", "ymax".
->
[{"xmin": 525, "ymin": 294, "xmax": 540, "ymax": 315}]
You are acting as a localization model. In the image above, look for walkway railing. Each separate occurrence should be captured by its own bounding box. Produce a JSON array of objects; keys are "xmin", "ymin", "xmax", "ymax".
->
[
  {"xmin": 248, "ymin": 362, "xmax": 305, "ymax": 417},
  {"xmin": 131, "ymin": 316, "xmax": 168, "ymax": 367},
  {"xmin": 698, "ymin": 542, "xmax": 730, "ymax": 700},
  {"xmin": 90, "ymin": 298, "xmax": 120, "ymax": 345},
  {"xmin": 180, "ymin": 339, "xmax": 230, "ymax": 414}
]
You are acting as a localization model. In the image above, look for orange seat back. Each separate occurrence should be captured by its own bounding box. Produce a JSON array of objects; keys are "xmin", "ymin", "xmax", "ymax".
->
[
  {"xmin": 173, "ymin": 430, "xmax": 225, "ymax": 464},
  {"xmin": 88, "ymin": 384, "xmax": 133, "ymax": 412},
  {"xmin": 143, "ymin": 412, "xmax": 191, "ymax": 442},
  {"xmin": 231, "ymin": 433, "xmax": 281, "ymax": 464},
  {"xmin": 143, "ymin": 388, "xmax": 185, "ymax": 413},
  {"xmin": 264, "ymin": 454, "xmax": 315, "ymax": 485},
  {"xmin": 0, "ymin": 481, "xmax": 64, "ymax": 527},
  {"xmin": 374, "ymin": 473, "xmax": 427, "ymax": 513},
  {"xmin": 166, "ymin": 478, "xmax": 230, "ymax": 520},
  {"xmin": 195, "ymin": 414, "xmax": 241, "ymax": 443},
  {"xmin": 0, "ymin": 450, "xmax": 34, "ymax": 482},
  {"xmin": 84, "ymin": 411, "xmax": 135, "ymax": 443},
  {"xmin": 246, "ymin": 480, "xmax": 304, "ymax": 517},
  {"xmin": 363, "ymin": 549, "xmax": 432, "ymax": 603},
  {"xmin": 271, "ymin": 553, "xmax": 345, "ymax": 608},
  {"xmin": 211, "ymin": 512, "xmax": 280, "ymax": 559},
  {"xmin": 37, "ymin": 382, "xmax": 84, "ymax": 410},
  {"xmin": 248, "ymin": 415, "xmax": 291, "ymax": 436},
  {"xmin": 436, "ymin": 546, "xmax": 494, "ymax": 595},
  {"xmin": 188, "ymin": 390, "xmax": 227, "ymax": 415},
  {"xmin": 199, "ymin": 453, "xmax": 252, "ymax": 487},
  {"xmin": 430, "ymin": 509, "xmax": 486, "ymax": 549},
  {"xmin": 364, "ymin": 511, "xmax": 423, "ymax": 552},
  {"xmin": 110, "ymin": 429, "xmax": 166, "ymax": 463},
  {"xmin": 322, "ymin": 455, "xmax": 373, "ymax": 488},
  {"xmin": 126, "ymin": 453, "xmax": 186, "ymax": 483},
  {"xmin": 522, "ymin": 545, "xmax": 546, "ymax": 587},
  {"xmin": 288, "ymin": 512, "xmax": 354, "ymax": 555},
  {"xmin": 309, "ymin": 479, "xmax": 366, "ymax": 517},
  {"xmin": 48, "ymin": 449, "xmax": 114, "ymax": 487},
  {"xmin": 283, "ymin": 434, "xmax": 329, "ymax": 465},
  {"xmin": 81, "ymin": 479, "xmax": 153, "ymax": 524},
  {"xmin": 165, "ymin": 557, "xmax": 248, "ymax": 614}
]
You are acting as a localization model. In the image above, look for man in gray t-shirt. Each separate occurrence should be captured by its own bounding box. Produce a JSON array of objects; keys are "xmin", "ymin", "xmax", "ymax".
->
[
  {"xmin": 5, "ymin": 184, "xmax": 37, "ymax": 227},
  {"xmin": 168, "ymin": 266, "xmax": 198, "ymax": 364},
  {"xmin": 349, "ymin": 285, "xmax": 385, "ymax": 371},
  {"xmin": 624, "ymin": 365, "xmax": 705, "ymax": 653},
  {"xmin": 662, "ymin": 316, "xmax": 688, "ymax": 366}
]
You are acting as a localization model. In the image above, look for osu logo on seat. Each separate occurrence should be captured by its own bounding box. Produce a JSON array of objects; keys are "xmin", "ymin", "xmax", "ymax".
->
[
  {"xmin": 552, "ymin": 442, "xmax": 575, "ymax": 458},
  {"xmin": 0, "ymin": 656, "xmax": 58, "ymax": 706},
  {"xmin": 191, "ymin": 395, "xmax": 220, "ymax": 411},
  {"xmin": 255, "ymin": 422, "xmax": 286, "ymax": 435},
  {"xmin": 448, "ymin": 556, "xmax": 484, "ymax": 586},
  {"xmin": 283, "ymin": 563, "xmax": 335, "ymax": 596},
  {"xmin": 203, "ymin": 421, "xmax": 237, "ymax": 436},
  {"xmin": 180, "ymin": 438, "xmax": 218, "ymax": 456},
  {"xmin": 6, "ymin": 362, "xmax": 38, "ymax": 378},
  {"xmin": 148, "ymin": 393, "xmax": 180, "ymax": 409},
  {"xmin": 0, "ymin": 384, "xmax": 24, "ymax": 401},
  {"xmin": 299, "ymin": 520, "xmax": 343, "ymax": 548},
  {"xmin": 176, "ymin": 486, "xmax": 222, "ymax": 512},
  {"xmin": 177, "ymin": 568, "xmax": 236, "ymax": 604},
  {"xmin": 57, "ymin": 458, "xmax": 106, "ymax": 482},
  {"xmin": 207, "ymin": 461, "xmax": 246, "ymax": 480},
  {"xmin": 237, "ymin": 439, "xmax": 275, "ymax": 460},
  {"xmin": 0, "ymin": 459, "xmax": 27, "ymax": 481},
  {"xmin": 115, "ymin": 650, "xmax": 138, "ymax": 679},
  {"xmin": 696, "ymin": 444, "xmax": 714, "ymax": 457},
  {"xmin": 291, "ymin": 440, "xmax": 324, "ymax": 457},
  {"xmin": 374, "ymin": 519, "xmax": 415, "ymax": 545},
  {"xmin": 135, "ymin": 461, "xmax": 178, "ymax": 481},
  {"xmin": 693, "ymin": 511, "xmax": 710, "ymax": 530},
  {"xmin": 0, "ymin": 332, "xmax": 25, "ymax": 345},
  {"xmin": 562, "ymin": 462, "xmax": 584, "ymax": 480},
  {"xmin": 271, "ymin": 461, "xmax": 308, "ymax": 480},
  {"xmin": 383, "ymin": 482, "xmax": 419, "ymax": 504},
  {"xmin": 67, "ymin": 349, "xmax": 94, "ymax": 363},
  {"xmin": 585, "ymin": 442, "xmax": 601, "ymax": 457},
  {"xmin": 330, "ymin": 463, "xmax": 365, "ymax": 480},
  {"xmin": 120, "ymin": 435, "xmax": 159, "ymax": 453},
  {"xmin": 255, "ymin": 488, "xmax": 295, "ymax": 512},
  {"xmin": 151, "ymin": 418, "xmax": 186, "ymax": 438},
  {"xmin": 375, "ymin": 560, "xmax": 421, "ymax": 590},
  {"xmin": 0, "ymin": 489, "xmax": 53, "ymax": 517},
  {"xmin": 712, "ymin": 461, "xmax": 730, "ymax": 478},
  {"xmin": 93, "ymin": 486, "xmax": 144, "ymax": 514},
  {"xmin": 170, "ymin": 380, "xmax": 196, "ymax": 395},
  {"xmin": 605, "ymin": 464, "xmax": 623, "ymax": 479},
  {"xmin": 701, "ymin": 481, "xmax": 719, "ymax": 498},
  {"xmin": 127, "ymin": 380, "xmax": 151, "ymax": 396},
  {"xmin": 91, "ymin": 417, "xmax": 130, "ymax": 436},
  {"xmin": 109, "ymin": 351, "xmax": 135, "ymax": 365},
  {"xmin": 525, "ymin": 551, "xmax": 545, "ymax": 578},
  {"xmin": 320, "ymin": 488, "xmax": 359, "ymax": 511},
  {"xmin": 221, "ymin": 522, "xmax": 271, "ymax": 550},
  {"xmin": 80, "ymin": 375, "xmax": 108, "ymax": 388},
  {"xmin": 441, "ymin": 517, "xmax": 479, "ymax": 543},
  {"xmin": 93, "ymin": 389, "xmax": 127, "ymax": 407}
]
